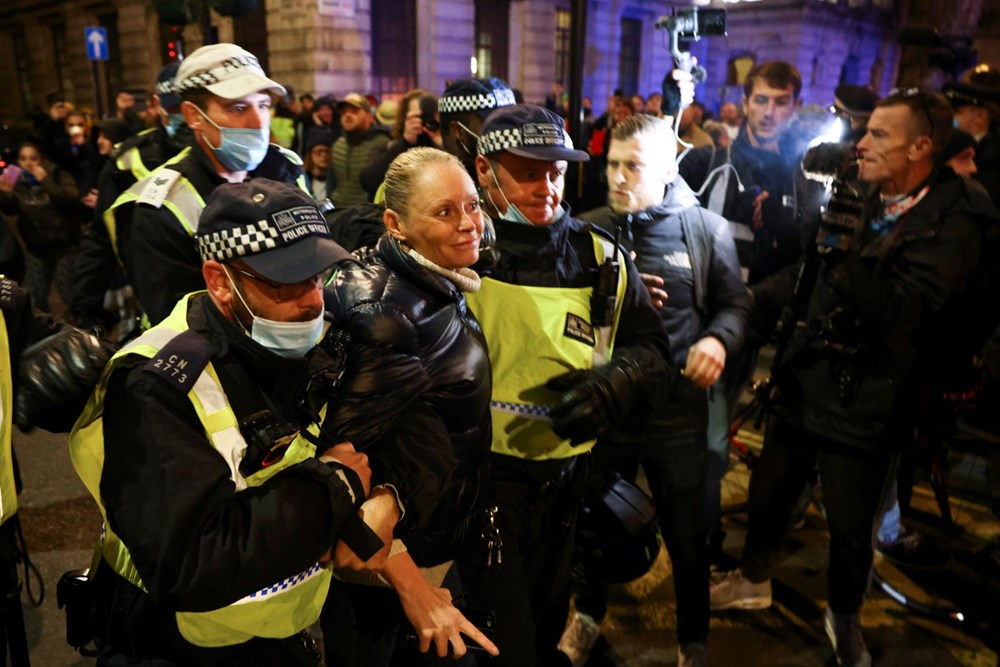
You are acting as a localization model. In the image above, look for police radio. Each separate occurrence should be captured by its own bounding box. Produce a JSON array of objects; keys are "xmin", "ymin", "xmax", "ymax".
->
[{"xmin": 591, "ymin": 226, "xmax": 622, "ymax": 328}]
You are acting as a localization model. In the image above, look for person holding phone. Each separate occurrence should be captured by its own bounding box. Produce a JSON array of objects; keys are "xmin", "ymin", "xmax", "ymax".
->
[{"xmin": 360, "ymin": 89, "xmax": 442, "ymax": 200}]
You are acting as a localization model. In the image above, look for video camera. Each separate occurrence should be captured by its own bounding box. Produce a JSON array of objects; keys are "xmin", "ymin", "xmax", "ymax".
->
[{"xmin": 654, "ymin": 7, "xmax": 727, "ymax": 84}]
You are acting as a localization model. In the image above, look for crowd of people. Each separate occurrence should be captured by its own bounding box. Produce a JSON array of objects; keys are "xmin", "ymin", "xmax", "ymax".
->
[{"xmin": 0, "ymin": 35, "xmax": 998, "ymax": 667}]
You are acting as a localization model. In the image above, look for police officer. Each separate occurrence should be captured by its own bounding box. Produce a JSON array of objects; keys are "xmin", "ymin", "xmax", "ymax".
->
[
  {"xmin": 456, "ymin": 104, "xmax": 673, "ymax": 667},
  {"xmin": 0, "ymin": 279, "xmax": 114, "ymax": 666},
  {"xmin": 105, "ymin": 43, "xmax": 309, "ymax": 325},
  {"xmin": 70, "ymin": 63, "xmax": 192, "ymax": 331},
  {"xmin": 70, "ymin": 180, "xmax": 386, "ymax": 665}
]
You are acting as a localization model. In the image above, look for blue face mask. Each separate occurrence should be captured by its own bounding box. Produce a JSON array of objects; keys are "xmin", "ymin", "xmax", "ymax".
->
[
  {"xmin": 224, "ymin": 267, "xmax": 325, "ymax": 358},
  {"xmin": 165, "ymin": 112, "xmax": 186, "ymax": 138},
  {"xmin": 487, "ymin": 164, "xmax": 566, "ymax": 226},
  {"xmin": 195, "ymin": 107, "xmax": 270, "ymax": 172}
]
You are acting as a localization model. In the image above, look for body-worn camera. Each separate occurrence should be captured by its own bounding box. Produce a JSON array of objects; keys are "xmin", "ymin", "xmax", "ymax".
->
[{"xmin": 239, "ymin": 410, "xmax": 300, "ymax": 477}]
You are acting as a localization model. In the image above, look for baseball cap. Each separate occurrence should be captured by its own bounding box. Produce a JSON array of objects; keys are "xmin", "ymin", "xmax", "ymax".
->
[
  {"xmin": 173, "ymin": 43, "xmax": 286, "ymax": 100},
  {"xmin": 156, "ymin": 63, "xmax": 182, "ymax": 109},
  {"xmin": 478, "ymin": 104, "xmax": 589, "ymax": 162},
  {"xmin": 832, "ymin": 84, "xmax": 879, "ymax": 118},
  {"xmin": 337, "ymin": 93, "xmax": 372, "ymax": 114},
  {"xmin": 197, "ymin": 179, "xmax": 352, "ymax": 283},
  {"xmin": 375, "ymin": 100, "xmax": 399, "ymax": 126},
  {"xmin": 439, "ymin": 78, "xmax": 516, "ymax": 119}
]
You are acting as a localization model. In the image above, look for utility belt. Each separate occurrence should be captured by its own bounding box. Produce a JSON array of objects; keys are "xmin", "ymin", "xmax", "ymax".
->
[{"xmin": 488, "ymin": 452, "xmax": 590, "ymax": 503}]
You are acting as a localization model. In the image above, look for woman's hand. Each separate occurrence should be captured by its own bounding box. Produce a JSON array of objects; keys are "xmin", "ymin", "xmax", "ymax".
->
[
  {"xmin": 386, "ymin": 553, "xmax": 500, "ymax": 658},
  {"xmin": 25, "ymin": 163, "xmax": 48, "ymax": 182}
]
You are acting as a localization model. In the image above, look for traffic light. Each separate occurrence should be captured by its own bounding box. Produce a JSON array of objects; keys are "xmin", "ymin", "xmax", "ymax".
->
[{"xmin": 162, "ymin": 25, "xmax": 183, "ymax": 62}]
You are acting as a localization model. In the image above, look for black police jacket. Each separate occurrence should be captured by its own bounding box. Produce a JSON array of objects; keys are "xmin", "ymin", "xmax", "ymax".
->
[
  {"xmin": 323, "ymin": 235, "xmax": 492, "ymax": 566},
  {"xmin": 479, "ymin": 212, "xmax": 674, "ymax": 463},
  {"xmin": 119, "ymin": 142, "xmax": 305, "ymax": 325},
  {"xmin": 70, "ymin": 126, "xmax": 189, "ymax": 324}
]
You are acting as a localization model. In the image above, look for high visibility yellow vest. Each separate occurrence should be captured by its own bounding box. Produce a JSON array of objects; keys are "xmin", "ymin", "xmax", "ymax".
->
[
  {"xmin": 114, "ymin": 128, "xmax": 158, "ymax": 181},
  {"xmin": 0, "ymin": 310, "xmax": 16, "ymax": 526},
  {"xmin": 102, "ymin": 146, "xmax": 311, "ymax": 267},
  {"xmin": 465, "ymin": 233, "xmax": 627, "ymax": 460},
  {"xmin": 69, "ymin": 294, "xmax": 332, "ymax": 648}
]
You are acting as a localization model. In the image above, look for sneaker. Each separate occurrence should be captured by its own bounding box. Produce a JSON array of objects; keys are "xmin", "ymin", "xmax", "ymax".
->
[
  {"xmin": 877, "ymin": 529, "xmax": 949, "ymax": 569},
  {"xmin": 709, "ymin": 569, "xmax": 772, "ymax": 610},
  {"xmin": 557, "ymin": 611, "xmax": 601, "ymax": 667},
  {"xmin": 823, "ymin": 608, "xmax": 871, "ymax": 667},
  {"xmin": 678, "ymin": 642, "xmax": 708, "ymax": 667}
]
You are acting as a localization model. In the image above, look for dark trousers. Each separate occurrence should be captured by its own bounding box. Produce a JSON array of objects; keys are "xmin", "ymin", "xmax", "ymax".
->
[
  {"xmin": 741, "ymin": 415, "xmax": 896, "ymax": 613},
  {"xmin": 456, "ymin": 454, "xmax": 589, "ymax": 667},
  {"xmin": 575, "ymin": 436, "xmax": 709, "ymax": 646}
]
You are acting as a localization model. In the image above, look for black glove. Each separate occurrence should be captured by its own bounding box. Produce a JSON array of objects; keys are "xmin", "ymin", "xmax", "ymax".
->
[
  {"xmin": 546, "ymin": 358, "xmax": 640, "ymax": 445},
  {"xmin": 15, "ymin": 326, "xmax": 117, "ymax": 433},
  {"xmin": 816, "ymin": 180, "xmax": 865, "ymax": 258},
  {"xmin": 661, "ymin": 70, "xmax": 683, "ymax": 118}
]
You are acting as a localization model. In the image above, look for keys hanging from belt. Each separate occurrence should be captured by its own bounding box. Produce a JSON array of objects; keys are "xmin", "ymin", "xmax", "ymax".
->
[{"xmin": 482, "ymin": 506, "xmax": 503, "ymax": 569}]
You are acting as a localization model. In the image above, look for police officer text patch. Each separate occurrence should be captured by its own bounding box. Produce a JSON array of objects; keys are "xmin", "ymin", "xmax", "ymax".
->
[
  {"xmin": 564, "ymin": 313, "xmax": 595, "ymax": 346},
  {"xmin": 269, "ymin": 206, "xmax": 328, "ymax": 243}
]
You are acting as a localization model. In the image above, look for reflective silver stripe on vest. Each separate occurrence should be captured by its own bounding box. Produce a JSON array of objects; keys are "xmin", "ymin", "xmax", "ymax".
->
[
  {"xmin": 191, "ymin": 371, "xmax": 250, "ymax": 492},
  {"xmin": 167, "ymin": 178, "xmax": 206, "ymax": 236},
  {"xmin": 123, "ymin": 327, "xmax": 249, "ymax": 491}
]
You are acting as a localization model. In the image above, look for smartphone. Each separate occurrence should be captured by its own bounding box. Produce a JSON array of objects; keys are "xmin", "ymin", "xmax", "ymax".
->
[
  {"xmin": 122, "ymin": 88, "xmax": 149, "ymax": 113},
  {"xmin": 1, "ymin": 164, "xmax": 22, "ymax": 187}
]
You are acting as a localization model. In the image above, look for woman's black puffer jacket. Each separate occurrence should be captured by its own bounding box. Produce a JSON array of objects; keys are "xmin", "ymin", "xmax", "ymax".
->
[{"xmin": 323, "ymin": 234, "xmax": 492, "ymax": 566}]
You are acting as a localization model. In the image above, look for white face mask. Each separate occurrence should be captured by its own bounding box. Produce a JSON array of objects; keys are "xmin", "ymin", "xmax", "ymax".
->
[{"xmin": 223, "ymin": 267, "xmax": 324, "ymax": 358}]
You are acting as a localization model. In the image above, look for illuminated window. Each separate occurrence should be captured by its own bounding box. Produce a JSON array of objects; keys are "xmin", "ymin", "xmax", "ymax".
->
[
  {"xmin": 555, "ymin": 9, "xmax": 571, "ymax": 86},
  {"xmin": 618, "ymin": 18, "xmax": 641, "ymax": 96},
  {"xmin": 475, "ymin": 0, "xmax": 509, "ymax": 80}
]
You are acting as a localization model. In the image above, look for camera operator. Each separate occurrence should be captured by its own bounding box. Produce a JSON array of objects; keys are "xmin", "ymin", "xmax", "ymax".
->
[
  {"xmin": 709, "ymin": 90, "xmax": 993, "ymax": 667},
  {"xmin": 68, "ymin": 180, "xmax": 387, "ymax": 665}
]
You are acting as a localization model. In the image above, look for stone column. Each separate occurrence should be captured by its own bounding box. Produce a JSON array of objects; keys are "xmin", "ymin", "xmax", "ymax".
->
[{"xmin": 509, "ymin": 0, "xmax": 556, "ymax": 104}]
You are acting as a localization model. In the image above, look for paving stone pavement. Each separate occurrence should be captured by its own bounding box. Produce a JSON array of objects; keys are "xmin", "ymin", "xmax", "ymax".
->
[{"xmin": 9, "ymin": 408, "xmax": 999, "ymax": 666}]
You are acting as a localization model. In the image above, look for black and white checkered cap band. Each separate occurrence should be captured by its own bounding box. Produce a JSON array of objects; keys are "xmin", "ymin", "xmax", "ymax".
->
[
  {"xmin": 197, "ymin": 219, "xmax": 281, "ymax": 263},
  {"xmin": 439, "ymin": 88, "xmax": 516, "ymax": 115},
  {"xmin": 156, "ymin": 79, "xmax": 175, "ymax": 96},
  {"xmin": 478, "ymin": 123, "xmax": 572, "ymax": 155}
]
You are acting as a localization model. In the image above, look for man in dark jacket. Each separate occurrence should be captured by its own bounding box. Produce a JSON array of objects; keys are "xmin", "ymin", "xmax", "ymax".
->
[
  {"xmin": 709, "ymin": 90, "xmax": 989, "ymax": 667},
  {"xmin": 69, "ymin": 63, "xmax": 192, "ymax": 331},
  {"xmin": 944, "ymin": 80, "xmax": 1000, "ymax": 202},
  {"xmin": 457, "ymin": 104, "xmax": 674, "ymax": 667},
  {"xmin": 566, "ymin": 114, "xmax": 747, "ymax": 667},
  {"xmin": 104, "ymin": 43, "xmax": 309, "ymax": 325},
  {"xmin": 327, "ymin": 94, "xmax": 389, "ymax": 207}
]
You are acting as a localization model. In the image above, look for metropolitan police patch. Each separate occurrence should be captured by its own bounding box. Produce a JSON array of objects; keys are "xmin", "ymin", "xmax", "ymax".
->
[{"xmin": 564, "ymin": 313, "xmax": 595, "ymax": 346}]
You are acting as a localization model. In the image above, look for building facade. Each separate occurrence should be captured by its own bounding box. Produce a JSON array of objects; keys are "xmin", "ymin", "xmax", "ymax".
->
[{"xmin": 0, "ymin": 0, "xmax": 989, "ymax": 124}]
